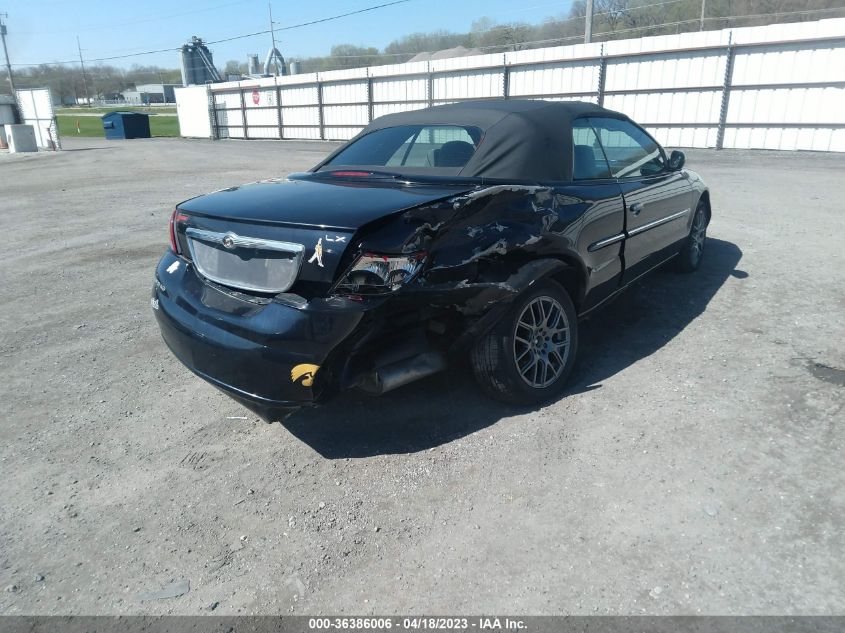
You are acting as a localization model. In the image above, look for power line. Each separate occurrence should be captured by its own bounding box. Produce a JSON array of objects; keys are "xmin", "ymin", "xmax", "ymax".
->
[
  {"xmin": 323, "ymin": 0, "xmax": 686, "ymax": 55},
  {"xmin": 588, "ymin": 4, "xmax": 845, "ymax": 39},
  {"xmin": 275, "ymin": 0, "xmax": 692, "ymax": 62},
  {"xmin": 703, "ymin": 5, "xmax": 845, "ymax": 23},
  {"xmin": 302, "ymin": 0, "xmax": 747, "ymax": 60},
  {"xmin": 275, "ymin": 0, "xmax": 411, "ymax": 30},
  {"xmin": 461, "ymin": 0, "xmax": 689, "ymax": 33},
  {"xmin": 10, "ymin": 0, "xmax": 414, "ymax": 66},
  {"xmin": 206, "ymin": 0, "xmax": 412, "ymax": 45},
  {"xmin": 261, "ymin": 1, "xmax": 843, "ymax": 62},
  {"xmin": 10, "ymin": 45, "xmax": 178, "ymax": 67},
  {"xmin": 542, "ymin": 5, "xmax": 845, "ymax": 43}
]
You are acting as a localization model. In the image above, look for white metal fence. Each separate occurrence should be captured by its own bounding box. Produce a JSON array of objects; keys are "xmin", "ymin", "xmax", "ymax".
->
[{"xmin": 176, "ymin": 18, "xmax": 845, "ymax": 152}]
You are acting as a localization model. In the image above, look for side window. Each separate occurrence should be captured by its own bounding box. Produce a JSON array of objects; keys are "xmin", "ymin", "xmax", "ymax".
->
[
  {"xmin": 572, "ymin": 120, "xmax": 611, "ymax": 180},
  {"xmin": 589, "ymin": 117, "xmax": 665, "ymax": 178}
]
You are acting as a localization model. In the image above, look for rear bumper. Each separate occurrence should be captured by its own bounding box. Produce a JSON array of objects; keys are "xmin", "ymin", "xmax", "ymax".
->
[{"xmin": 151, "ymin": 251, "xmax": 366, "ymax": 414}]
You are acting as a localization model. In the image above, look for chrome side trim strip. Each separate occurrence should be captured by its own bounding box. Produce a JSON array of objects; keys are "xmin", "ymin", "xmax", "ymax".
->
[
  {"xmin": 186, "ymin": 228, "xmax": 304, "ymax": 253},
  {"xmin": 627, "ymin": 208, "xmax": 689, "ymax": 237},
  {"xmin": 588, "ymin": 233, "xmax": 625, "ymax": 252}
]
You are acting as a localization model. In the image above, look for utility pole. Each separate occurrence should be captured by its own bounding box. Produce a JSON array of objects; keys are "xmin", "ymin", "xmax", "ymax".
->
[
  {"xmin": 1, "ymin": 13, "xmax": 16, "ymax": 94},
  {"xmin": 269, "ymin": 1, "xmax": 279, "ymax": 76},
  {"xmin": 76, "ymin": 36, "xmax": 91, "ymax": 106},
  {"xmin": 584, "ymin": 0, "xmax": 594, "ymax": 44},
  {"xmin": 700, "ymin": 0, "xmax": 706, "ymax": 30}
]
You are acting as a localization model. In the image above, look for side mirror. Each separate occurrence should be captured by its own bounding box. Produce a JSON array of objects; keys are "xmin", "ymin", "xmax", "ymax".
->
[{"xmin": 668, "ymin": 149, "xmax": 685, "ymax": 171}]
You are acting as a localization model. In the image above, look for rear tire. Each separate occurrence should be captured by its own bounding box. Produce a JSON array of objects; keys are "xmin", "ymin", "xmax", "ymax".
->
[
  {"xmin": 676, "ymin": 200, "xmax": 708, "ymax": 272},
  {"xmin": 471, "ymin": 280, "xmax": 578, "ymax": 405}
]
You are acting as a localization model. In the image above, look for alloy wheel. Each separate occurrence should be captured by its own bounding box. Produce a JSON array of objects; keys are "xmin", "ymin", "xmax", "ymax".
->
[
  {"xmin": 513, "ymin": 295, "xmax": 571, "ymax": 388},
  {"xmin": 690, "ymin": 208, "xmax": 707, "ymax": 264}
]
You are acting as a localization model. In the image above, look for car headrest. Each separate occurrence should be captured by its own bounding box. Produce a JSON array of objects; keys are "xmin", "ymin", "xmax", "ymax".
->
[
  {"xmin": 433, "ymin": 140, "xmax": 475, "ymax": 167},
  {"xmin": 573, "ymin": 144, "xmax": 599, "ymax": 180}
]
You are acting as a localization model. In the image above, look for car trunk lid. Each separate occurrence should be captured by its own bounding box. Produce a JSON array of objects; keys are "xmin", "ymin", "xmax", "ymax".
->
[{"xmin": 174, "ymin": 176, "xmax": 475, "ymax": 295}]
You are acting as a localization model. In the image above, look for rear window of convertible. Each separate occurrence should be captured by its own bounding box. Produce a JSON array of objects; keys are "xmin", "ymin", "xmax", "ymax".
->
[{"xmin": 322, "ymin": 125, "xmax": 482, "ymax": 171}]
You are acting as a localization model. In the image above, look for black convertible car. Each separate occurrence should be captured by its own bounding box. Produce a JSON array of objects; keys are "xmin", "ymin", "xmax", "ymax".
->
[{"xmin": 152, "ymin": 100, "xmax": 709, "ymax": 420}]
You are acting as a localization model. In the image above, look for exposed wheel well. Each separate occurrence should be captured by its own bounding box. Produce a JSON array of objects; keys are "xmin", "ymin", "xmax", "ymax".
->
[
  {"xmin": 476, "ymin": 254, "xmax": 588, "ymax": 313},
  {"xmin": 549, "ymin": 260, "xmax": 586, "ymax": 311}
]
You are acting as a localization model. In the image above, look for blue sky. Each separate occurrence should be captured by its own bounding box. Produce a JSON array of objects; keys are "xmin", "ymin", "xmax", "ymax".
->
[{"xmin": 4, "ymin": 0, "xmax": 575, "ymax": 70}]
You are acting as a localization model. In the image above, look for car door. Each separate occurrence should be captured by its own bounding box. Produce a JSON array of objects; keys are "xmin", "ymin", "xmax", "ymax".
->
[
  {"xmin": 588, "ymin": 117, "xmax": 694, "ymax": 283},
  {"xmin": 549, "ymin": 119, "xmax": 626, "ymax": 312}
]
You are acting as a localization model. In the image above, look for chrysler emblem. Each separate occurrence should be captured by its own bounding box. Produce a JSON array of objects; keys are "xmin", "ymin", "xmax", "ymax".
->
[{"xmin": 222, "ymin": 233, "xmax": 236, "ymax": 249}]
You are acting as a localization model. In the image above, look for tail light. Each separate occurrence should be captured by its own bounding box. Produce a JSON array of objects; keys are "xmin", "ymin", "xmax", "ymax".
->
[
  {"xmin": 334, "ymin": 252, "xmax": 426, "ymax": 295},
  {"xmin": 169, "ymin": 210, "xmax": 189, "ymax": 254}
]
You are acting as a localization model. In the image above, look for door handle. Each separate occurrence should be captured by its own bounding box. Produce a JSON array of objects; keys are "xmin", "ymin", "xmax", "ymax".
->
[{"xmin": 629, "ymin": 202, "xmax": 643, "ymax": 216}]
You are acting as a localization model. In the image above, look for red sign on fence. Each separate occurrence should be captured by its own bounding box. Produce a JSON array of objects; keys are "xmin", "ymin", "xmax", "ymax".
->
[{"xmin": 252, "ymin": 89, "xmax": 260, "ymax": 105}]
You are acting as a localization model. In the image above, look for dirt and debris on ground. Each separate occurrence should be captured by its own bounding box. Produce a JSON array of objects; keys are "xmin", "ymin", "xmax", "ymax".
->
[{"xmin": 1, "ymin": 138, "xmax": 843, "ymax": 614}]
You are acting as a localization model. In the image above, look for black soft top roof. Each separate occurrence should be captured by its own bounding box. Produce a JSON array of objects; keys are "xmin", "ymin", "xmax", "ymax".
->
[{"xmin": 330, "ymin": 99, "xmax": 629, "ymax": 181}]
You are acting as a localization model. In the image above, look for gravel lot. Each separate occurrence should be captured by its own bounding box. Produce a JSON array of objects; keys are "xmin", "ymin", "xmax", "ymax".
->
[{"xmin": 1, "ymin": 138, "xmax": 843, "ymax": 615}]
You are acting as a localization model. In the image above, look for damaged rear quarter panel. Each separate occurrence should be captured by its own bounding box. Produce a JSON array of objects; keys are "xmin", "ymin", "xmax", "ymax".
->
[{"xmin": 351, "ymin": 183, "xmax": 611, "ymax": 318}]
